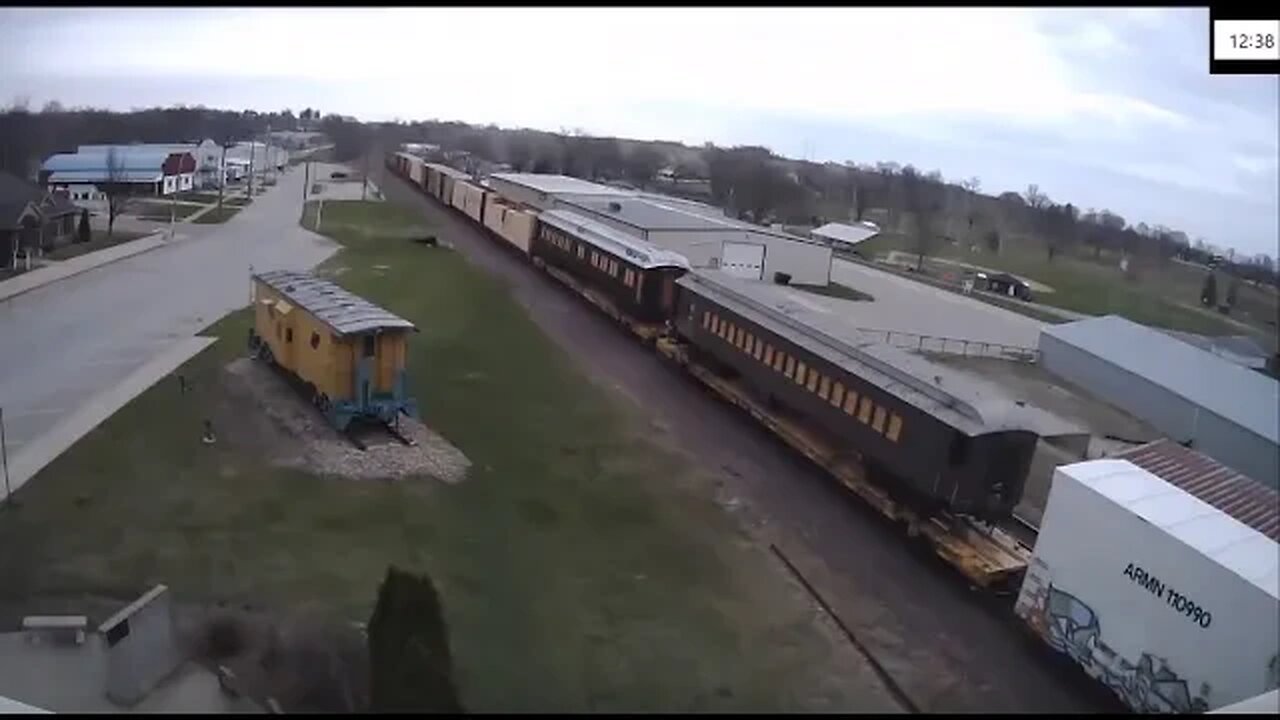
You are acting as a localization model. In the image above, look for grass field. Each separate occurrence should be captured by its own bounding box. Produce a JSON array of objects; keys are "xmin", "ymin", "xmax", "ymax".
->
[
  {"xmin": 858, "ymin": 233, "xmax": 1279, "ymax": 344},
  {"xmin": 44, "ymin": 230, "xmax": 149, "ymax": 261},
  {"xmin": 0, "ymin": 199, "xmax": 883, "ymax": 712},
  {"xmin": 191, "ymin": 206, "xmax": 243, "ymax": 224}
]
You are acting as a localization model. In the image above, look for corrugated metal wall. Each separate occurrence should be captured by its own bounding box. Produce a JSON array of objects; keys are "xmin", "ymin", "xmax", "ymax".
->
[{"xmin": 1040, "ymin": 333, "xmax": 1279, "ymax": 488}]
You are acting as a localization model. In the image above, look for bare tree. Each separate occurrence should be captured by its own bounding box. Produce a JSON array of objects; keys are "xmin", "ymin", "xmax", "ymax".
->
[
  {"xmin": 1023, "ymin": 183, "xmax": 1051, "ymax": 209},
  {"xmin": 901, "ymin": 167, "xmax": 942, "ymax": 271},
  {"xmin": 103, "ymin": 147, "xmax": 135, "ymax": 238}
]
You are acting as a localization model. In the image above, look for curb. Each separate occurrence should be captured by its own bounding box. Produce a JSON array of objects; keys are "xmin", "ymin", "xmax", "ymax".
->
[{"xmin": 0, "ymin": 232, "xmax": 169, "ymax": 304}]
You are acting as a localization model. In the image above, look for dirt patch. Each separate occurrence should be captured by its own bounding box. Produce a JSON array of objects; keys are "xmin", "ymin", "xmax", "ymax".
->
[{"xmin": 218, "ymin": 357, "xmax": 470, "ymax": 484}]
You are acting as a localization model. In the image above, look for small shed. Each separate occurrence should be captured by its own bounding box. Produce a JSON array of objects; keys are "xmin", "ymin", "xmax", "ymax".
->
[{"xmin": 811, "ymin": 221, "xmax": 880, "ymax": 250}]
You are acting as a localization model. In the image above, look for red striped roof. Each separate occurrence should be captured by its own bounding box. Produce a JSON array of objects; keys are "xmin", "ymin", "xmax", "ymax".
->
[{"xmin": 1114, "ymin": 438, "xmax": 1279, "ymax": 542}]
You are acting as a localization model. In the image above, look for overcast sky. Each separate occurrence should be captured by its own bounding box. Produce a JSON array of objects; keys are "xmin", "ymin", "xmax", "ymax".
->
[{"xmin": 2, "ymin": 7, "xmax": 1277, "ymax": 256}]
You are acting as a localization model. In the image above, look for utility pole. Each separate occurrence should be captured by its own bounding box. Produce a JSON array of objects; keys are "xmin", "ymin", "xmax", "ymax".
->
[
  {"xmin": 303, "ymin": 159, "xmax": 310, "ymax": 202},
  {"xmin": 217, "ymin": 140, "xmax": 229, "ymax": 213},
  {"xmin": 248, "ymin": 137, "xmax": 256, "ymax": 199},
  {"xmin": 361, "ymin": 145, "xmax": 369, "ymax": 202},
  {"xmin": 265, "ymin": 122, "xmax": 273, "ymax": 186}
]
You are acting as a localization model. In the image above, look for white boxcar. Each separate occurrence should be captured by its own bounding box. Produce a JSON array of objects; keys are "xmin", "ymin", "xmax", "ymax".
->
[{"xmin": 1015, "ymin": 460, "xmax": 1279, "ymax": 713}]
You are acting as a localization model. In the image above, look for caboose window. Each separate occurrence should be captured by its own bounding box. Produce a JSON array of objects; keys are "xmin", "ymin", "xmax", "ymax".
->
[
  {"xmin": 285, "ymin": 328, "xmax": 293, "ymax": 344},
  {"xmin": 806, "ymin": 369, "xmax": 819, "ymax": 392},
  {"xmin": 702, "ymin": 311, "xmax": 711, "ymax": 329},
  {"xmin": 887, "ymin": 414, "xmax": 903, "ymax": 442},
  {"xmin": 872, "ymin": 406, "xmax": 887, "ymax": 433},
  {"xmin": 784, "ymin": 355, "xmax": 795, "ymax": 378},
  {"xmin": 363, "ymin": 335, "xmax": 376, "ymax": 358},
  {"xmin": 794, "ymin": 361, "xmax": 807, "ymax": 385},
  {"xmin": 764, "ymin": 345, "xmax": 775, "ymax": 365},
  {"xmin": 858, "ymin": 397, "xmax": 873, "ymax": 423},
  {"xmin": 818, "ymin": 377, "xmax": 831, "ymax": 399},
  {"xmin": 831, "ymin": 382, "xmax": 844, "ymax": 407},
  {"xmin": 753, "ymin": 338, "xmax": 764, "ymax": 360},
  {"xmin": 311, "ymin": 332, "xmax": 321, "ymax": 349}
]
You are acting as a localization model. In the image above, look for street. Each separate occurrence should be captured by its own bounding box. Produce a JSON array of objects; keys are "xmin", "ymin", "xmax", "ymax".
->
[{"xmin": 0, "ymin": 164, "xmax": 339, "ymax": 494}]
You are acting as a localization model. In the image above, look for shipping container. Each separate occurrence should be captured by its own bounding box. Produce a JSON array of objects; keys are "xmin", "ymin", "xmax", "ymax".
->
[{"xmin": 1015, "ymin": 460, "xmax": 1279, "ymax": 713}]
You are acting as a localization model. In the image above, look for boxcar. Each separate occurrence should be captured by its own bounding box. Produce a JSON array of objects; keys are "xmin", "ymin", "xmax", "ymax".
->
[
  {"xmin": 249, "ymin": 270, "xmax": 419, "ymax": 432},
  {"xmin": 672, "ymin": 270, "xmax": 1042, "ymax": 520},
  {"xmin": 452, "ymin": 179, "xmax": 488, "ymax": 222},
  {"xmin": 533, "ymin": 209, "xmax": 690, "ymax": 324},
  {"xmin": 482, "ymin": 196, "xmax": 538, "ymax": 255}
]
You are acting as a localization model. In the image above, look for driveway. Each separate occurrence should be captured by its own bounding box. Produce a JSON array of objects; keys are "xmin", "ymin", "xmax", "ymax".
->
[
  {"xmin": 830, "ymin": 258, "xmax": 1048, "ymax": 348},
  {"xmin": 0, "ymin": 164, "xmax": 338, "ymax": 495}
]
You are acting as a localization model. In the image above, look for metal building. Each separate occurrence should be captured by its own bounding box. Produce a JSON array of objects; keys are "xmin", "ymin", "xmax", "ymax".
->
[{"xmin": 1039, "ymin": 315, "xmax": 1280, "ymax": 488}]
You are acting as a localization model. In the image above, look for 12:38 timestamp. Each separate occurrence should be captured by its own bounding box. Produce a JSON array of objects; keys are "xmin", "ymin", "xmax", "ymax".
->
[{"xmin": 1230, "ymin": 33, "xmax": 1276, "ymax": 50}]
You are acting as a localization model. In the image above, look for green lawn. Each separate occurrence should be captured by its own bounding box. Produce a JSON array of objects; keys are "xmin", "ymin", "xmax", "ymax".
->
[
  {"xmin": 857, "ymin": 233, "xmax": 1277, "ymax": 341},
  {"xmin": 44, "ymin": 230, "xmax": 150, "ymax": 261},
  {"xmin": 0, "ymin": 199, "xmax": 877, "ymax": 712},
  {"xmin": 190, "ymin": 206, "xmax": 242, "ymax": 224},
  {"xmin": 135, "ymin": 202, "xmax": 203, "ymax": 221},
  {"xmin": 794, "ymin": 282, "xmax": 874, "ymax": 302}
]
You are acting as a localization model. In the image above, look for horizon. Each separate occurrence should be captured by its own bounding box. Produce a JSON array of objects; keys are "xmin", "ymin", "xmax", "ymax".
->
[{"xmin": 1, "ymin": 7, "xmax": 1277, "ymax": 257}]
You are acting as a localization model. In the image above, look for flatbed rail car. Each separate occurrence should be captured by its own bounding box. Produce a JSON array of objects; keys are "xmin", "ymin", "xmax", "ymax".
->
[{"xmin": 384, "ymin": 156, "xmax": 1037, "ymax": 590}]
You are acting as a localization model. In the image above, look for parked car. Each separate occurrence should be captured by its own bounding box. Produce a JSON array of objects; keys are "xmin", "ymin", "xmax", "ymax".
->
[{"xmin": 330, "ymin": 171, "xmax": 348, "ymax": 180}]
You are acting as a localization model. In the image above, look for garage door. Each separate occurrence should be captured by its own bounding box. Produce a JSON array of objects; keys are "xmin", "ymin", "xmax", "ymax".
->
[{"xmin": 721, "ymin": 241, "xmax": 765, "ymax": 280}]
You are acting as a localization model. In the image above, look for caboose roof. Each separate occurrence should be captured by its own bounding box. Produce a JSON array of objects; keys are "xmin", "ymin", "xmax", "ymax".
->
[{"xmin": 253, "ymin": 270, "xmax": 417, "ymax": 337}]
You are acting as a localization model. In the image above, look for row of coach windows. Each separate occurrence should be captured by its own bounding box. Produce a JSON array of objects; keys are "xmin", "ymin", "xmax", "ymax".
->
[
  {"xmin": 589, "ymin": 250, "xmax": 621, "ymax": 278},
  {"xmin": 701, "ymin": 309, "xmax": 904, "ymax": 443}
]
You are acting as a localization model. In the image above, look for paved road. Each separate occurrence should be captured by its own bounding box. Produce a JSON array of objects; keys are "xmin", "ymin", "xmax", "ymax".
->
[
  {"xmin": 830, "ymin": 258, "xmax": 1049, "ymax": 348},
  {"xmin": 0, "ymin": 163, "xmax": 338, "ymax": 476}
]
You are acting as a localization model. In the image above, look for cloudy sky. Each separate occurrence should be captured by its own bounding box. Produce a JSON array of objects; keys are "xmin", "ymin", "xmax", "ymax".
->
[{"xmin": 2, "ymin": 7, "xmax": 1277, "ymax": 256}]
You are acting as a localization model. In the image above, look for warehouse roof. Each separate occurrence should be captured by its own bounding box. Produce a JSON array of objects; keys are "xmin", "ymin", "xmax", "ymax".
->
[
  {"xmin": 46, "ymin": 170, "xmax": 163, "ymax": 184},
  {"xmin": 679, "ymin": 270, "xmax": 1080, "ymax": 437},
  {"xmin": 1064, "ymin": 459, "xmax": 1278, "ymax": 599},
  {"xmin": 490, "ymin": 173, "xmax": 626, "ymax": 196},
  {"xmin": 42, "ymin": 148, "xmax": 185, "ymax": 172},
  {"xmin": 812, "ymin": 221, "xmax": 881, "ymax": 246},
  {"xmin": 1115, "ymin": 439, "xmax": 1279, "ymax": 541},
  {"xmin": 253, "ymin": 270, "xmax": 417, "ymax": 337},
  {"xmin": 556, "ymin": 194, "xmax": 827, "ymax": 244},
  {"xmin": 539, "ymin": 210, "xmax": 691, "ymax": 270},
  {"xmin": 1042, "ymin": 315, "xmax": 1280, "ymax": 445}
]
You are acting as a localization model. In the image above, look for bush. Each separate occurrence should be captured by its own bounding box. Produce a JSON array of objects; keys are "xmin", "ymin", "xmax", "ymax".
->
[{"xmin": 367, "ymin": 566, "xmax": 462, "ymax": 713}]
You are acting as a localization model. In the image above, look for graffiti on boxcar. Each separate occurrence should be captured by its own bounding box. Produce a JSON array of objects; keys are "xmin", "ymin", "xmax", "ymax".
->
[{"xmin": 1029, "ymin": 583, "xmax": 1211, "ymax": 713}]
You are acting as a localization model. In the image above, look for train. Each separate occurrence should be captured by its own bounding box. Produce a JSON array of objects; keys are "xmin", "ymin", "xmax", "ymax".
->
[
  {"xmin": 249, "ymin": 269, "xmax": 419, "ymax": 433},
  {"xmin": 386, "ymin": 150, "xmax": 1037, "ymax": 587}
]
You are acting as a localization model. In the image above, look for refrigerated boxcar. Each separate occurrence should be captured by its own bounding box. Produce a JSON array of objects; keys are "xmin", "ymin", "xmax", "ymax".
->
[
  {"xmin": 533, "ymin": 210, "xmax": 690, "ymax": 323},
  {"xmin": 672, "ymin": 270, "xmax": 1047, "ymax": 519},
  {"xmin": 249, "ymin": 270, "xmax": 419, "ymax": 432}
]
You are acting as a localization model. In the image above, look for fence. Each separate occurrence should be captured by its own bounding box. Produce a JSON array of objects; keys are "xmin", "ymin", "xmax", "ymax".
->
[{"xmin": 851, "ymin": 327, "xmax": 1040, "ymax": 363}]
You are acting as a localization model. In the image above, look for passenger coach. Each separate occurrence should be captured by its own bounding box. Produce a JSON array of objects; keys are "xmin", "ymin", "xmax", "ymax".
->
[
  {"xmin": 533, "ymin": 210, "xmax": 691, "ymax": 324},
  {"xmin": 672, "ymin": 270, "xmax": 1042, "ymax": 519}
]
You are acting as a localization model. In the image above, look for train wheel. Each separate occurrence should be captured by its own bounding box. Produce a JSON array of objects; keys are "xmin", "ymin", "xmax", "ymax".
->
[{"xmin": 318, "ymin": 393, "xmax": 332, "ymax": 414}]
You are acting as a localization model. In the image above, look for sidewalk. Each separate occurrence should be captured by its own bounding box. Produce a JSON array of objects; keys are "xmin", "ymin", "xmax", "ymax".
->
[{"xmin": 0, "ymin": 233, "xmax": 168, "ymax": 303}]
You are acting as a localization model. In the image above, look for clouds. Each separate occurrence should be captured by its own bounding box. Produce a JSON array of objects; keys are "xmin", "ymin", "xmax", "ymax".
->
[{"xmin": 0, "ymin": 7, "xmax": 1276, "ymax": 254}]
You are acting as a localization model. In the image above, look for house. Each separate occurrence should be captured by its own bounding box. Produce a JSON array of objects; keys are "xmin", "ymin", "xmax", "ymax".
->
[
  {"xmin": 1, "ymin": 170, "xmax": 83, "ymax": 269},
  {"xmin": 40, "ymin": 147, "xmax": 197, "ymax": 200}
]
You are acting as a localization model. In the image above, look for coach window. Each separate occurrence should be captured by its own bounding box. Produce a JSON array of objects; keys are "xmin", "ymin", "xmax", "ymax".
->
[
  {"xmin": 831, "ymin": 382, "xmax": 844, "ymax": 407},
  {"xmin": 724, "ymin": 322, "xmax": 734, "ymax": 341},
  {"xmin": 310, "ymin": 332, "xmax": 320, "ymax": 350},
  {"xmin": 843, "ymin": 390, "xmax": 858, "ymax": 415},
  {"xmin": 776, "ymin": 351, "xmax": 787, "ymax": 372},
  {"xmin": 753, "ymin": 338, "xmax": 764, "ymax": 361},
  {"xmin": 703, "ymin": 311, "xmax": 711, "ymax": 329},
  {"xmin": 577, "ymin": 245, "xmax": 585, "ymax": 259},
  {"xmin": 733, "ymin": 327, "xmax": 743, "ymax": 347},
  {"xmin": 285, "ymin": 328, "xmax": 293, "ymax": 344},
  {"xmin": 784, "ymin": 355, "xmax": 795, "ymax": 378},
  {"xmin": 887, "ymin": 414, "xmax": 903, "ymax": 442},
  {"xmin": 764, "ymin": 344, "xmax": 775, "ymax": 365},
  {"xmin": 858, "ymin": 397, "xmax": 873, "ymax": 423},
  {"xmin": 872, "ymin": 406, "xmax": 887, "ymax": 433},
  {"xmin": 818, "ymin": 377, "xmax": 831, "ymax": 400},
  {"xmin": 744, "ymin": 332, "xmax": 753, "ymax": 352},
  {"xmin": 794, "ymin": 360, "xmax": 807, "ymax": 384},
  {"xmin": 806, "ymin": 368, "xmax": 818, "ymax": 392}
]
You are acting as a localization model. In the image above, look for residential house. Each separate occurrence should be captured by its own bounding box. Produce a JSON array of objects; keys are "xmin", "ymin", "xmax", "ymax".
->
[{"xmin": 1, "ymin": 170, "xmax": 83, "ymax": 269}]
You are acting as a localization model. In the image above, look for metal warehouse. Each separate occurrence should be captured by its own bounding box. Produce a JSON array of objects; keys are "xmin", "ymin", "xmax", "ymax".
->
[
  {"xmin": 1038, "ymin": 315, "xmax": 1280, "ymax": 488},
  {"xmin": 487, "ymin": 173, "xmax": 834, "ymax": 286}
]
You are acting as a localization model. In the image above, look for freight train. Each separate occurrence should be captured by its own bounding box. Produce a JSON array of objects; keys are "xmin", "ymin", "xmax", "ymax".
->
[{"xmin": 386, "ymin": 150, "xmax": 1036, "ymax": 588}]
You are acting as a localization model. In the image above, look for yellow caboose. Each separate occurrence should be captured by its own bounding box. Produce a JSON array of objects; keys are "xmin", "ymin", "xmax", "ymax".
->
[{"xmin": 248, "ymin": 270, "xmax": 418, "ymax": 431}]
